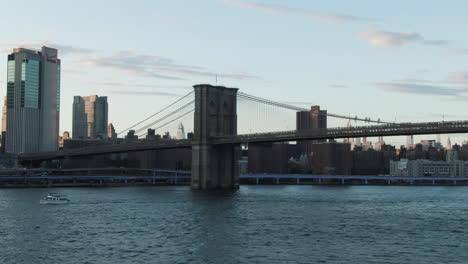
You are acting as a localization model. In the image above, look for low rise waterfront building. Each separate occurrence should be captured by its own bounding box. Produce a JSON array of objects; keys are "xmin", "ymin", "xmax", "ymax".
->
[
  {"xmin": 390, "ymin": 159, "xmax": 409, "ymax": 176},
  {"xmin": 390, "ymin": 159, "xmax": 468, "ymax": 177}
]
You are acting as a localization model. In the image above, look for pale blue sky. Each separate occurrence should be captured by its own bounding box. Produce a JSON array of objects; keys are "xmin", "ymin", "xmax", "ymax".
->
[{"xmin": 1, "ymin": 0, "xmax": 468, "ymax": 146}]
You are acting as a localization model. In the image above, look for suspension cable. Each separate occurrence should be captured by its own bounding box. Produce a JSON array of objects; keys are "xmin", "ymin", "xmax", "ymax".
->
[
  {"xmin": 117, "ymin": 91, "xmax": 194, "ymax": 135},
  {"xmin": 133, "ymin": 100, "xmax": 194, "ymax": 135},
  {"xmin": 238, "ymin": 92, "xmax": 394, "ymax": 124},
  {"xmin": 138, "ymin": 109, "xmax": 195, "ymax": 137}
]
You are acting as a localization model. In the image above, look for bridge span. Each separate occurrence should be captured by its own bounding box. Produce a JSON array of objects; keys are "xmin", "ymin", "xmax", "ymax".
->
[
  {"xmin": 15, "ymin": 84, "xmax": 468, "ymax": 190},
  {"xmin": 19, "ymin": 120, "xmax": 468, "ymax": 161},
  {"xmin": 212, "ymin": 120, "xmax": 468, "ymax": 144}
]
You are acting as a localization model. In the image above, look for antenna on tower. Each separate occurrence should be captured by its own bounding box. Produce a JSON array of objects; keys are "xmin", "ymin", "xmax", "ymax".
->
[{"xmin": 215, "ymin": 74, "xmax": 218, "ymax": 85}]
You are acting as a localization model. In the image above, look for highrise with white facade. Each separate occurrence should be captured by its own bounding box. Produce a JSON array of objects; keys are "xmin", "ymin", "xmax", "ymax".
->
[
  {"xmin": 5, "ymin": 47, "xmax": 60, "ymax": 153},
  {"xmin": 176, "ymin": 122, "xmax": 186, "ymax": 139}
]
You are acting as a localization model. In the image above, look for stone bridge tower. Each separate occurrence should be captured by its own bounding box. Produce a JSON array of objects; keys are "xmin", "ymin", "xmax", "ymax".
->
[{"xmin": 191, "ymin": 84, "xmax": 240, "ymax": 190}]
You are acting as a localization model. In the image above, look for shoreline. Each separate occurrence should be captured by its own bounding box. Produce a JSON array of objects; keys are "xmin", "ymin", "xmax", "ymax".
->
[
  {"xmin": 1, "ymin": 180, "xmax": 467, "ymax": 188},
  {"xmin": 2, "ymin": 171, "xmax": 468, "ymax": 188}
]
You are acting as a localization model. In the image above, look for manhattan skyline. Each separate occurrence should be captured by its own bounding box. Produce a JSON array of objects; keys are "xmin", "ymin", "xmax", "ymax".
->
[{"xmin": 1, "ymin": 0, "xmax": 468, "ymax": 146}]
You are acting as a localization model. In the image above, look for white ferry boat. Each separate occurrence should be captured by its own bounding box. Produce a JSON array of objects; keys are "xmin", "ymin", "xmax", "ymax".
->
[{"xmin": 40, "ymin": 193, "xmax": 70, "ymax": 205}]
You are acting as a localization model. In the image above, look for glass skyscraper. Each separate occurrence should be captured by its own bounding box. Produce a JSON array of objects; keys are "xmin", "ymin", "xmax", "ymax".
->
[{"xmin": 5, "ymin": 47, "xmax": 60, "ymax": 153}]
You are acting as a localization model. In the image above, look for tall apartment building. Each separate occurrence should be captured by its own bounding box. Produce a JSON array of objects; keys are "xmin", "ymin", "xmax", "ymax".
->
[
  {"xmin": 296, "ymin": 105, "xmax": 327, "ymax": 154},
  {"xmin": 1, "ymin": 97, "xmax": 6, "ymax": 153},
  {"xmin": 107, "ymin": 123, "xmax": 117, "ymax": 139},
  {"xmin": 72, "ymin": 95, "xmax": 108, "ymax": 139},
  {"xmin": 5, "ymin": 47, "xmax": 60, "ymax": 153}
]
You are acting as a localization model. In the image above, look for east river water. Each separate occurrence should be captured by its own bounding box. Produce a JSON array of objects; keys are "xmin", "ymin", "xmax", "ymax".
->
[{"xmin": 0, "ymin": 185, "xmax": 467, "ymax": 264}]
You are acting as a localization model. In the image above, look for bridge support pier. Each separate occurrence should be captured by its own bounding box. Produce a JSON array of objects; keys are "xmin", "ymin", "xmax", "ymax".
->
[
  {"xmin": 191, "ymin": 84, "xmax": 240, "ymax": 190},
  {"xmin": 192, "ymin": 144, "xmax": 240, "ymax": 189}
]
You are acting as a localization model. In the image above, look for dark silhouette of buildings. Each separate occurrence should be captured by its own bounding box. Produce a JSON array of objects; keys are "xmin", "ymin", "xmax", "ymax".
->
[
  {"xmin": 309, "ymin": 142, "xmax": 351, "ymax": 175},
  {"xmin": 246, "ymin": 140, "xmax": 401, "ymax": 175},
  {"xmin": 402, "ymin": 143, "xmax": 444, "ymax": 161},
  {"xmin": 146, "ymin": 129, "xmax": 161, "ymax": 140},
  {"xmin": 459, "ymin": 144, "xmax": 468, "ymax": 160},
  {"xmin": 125, "ymin": 130, "xmax": 138, "ymax": 141},
  {"xmin": 128, "ymin": 148, "xmax": 191, "ymax": 170},
  {"xmin": 352, "ymin": 147, "xmax": 383, "ymax": 175},
  {"xmin": 352, "ymin": 144, "xmax": 397, "ymax": 175},
  {"xmin": 296, "ymin": 105, "xmax": 327, "ymax": 155},
  {"xmin": 248, "ymin": 143, "xmax": 300, "ymax": 173}
]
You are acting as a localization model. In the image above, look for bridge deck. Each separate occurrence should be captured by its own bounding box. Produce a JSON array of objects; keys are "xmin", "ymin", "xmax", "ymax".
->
[
  {"xmin": 18, "ymin": 140, "xmax": 192, "ymax": 161},
  {"xmin": 17, "ymin": 120, "xmax": 468, "ymax": 161},
  {"xmin": 213, "ymin": 120, "xmax": 468, "ymax": 144}
]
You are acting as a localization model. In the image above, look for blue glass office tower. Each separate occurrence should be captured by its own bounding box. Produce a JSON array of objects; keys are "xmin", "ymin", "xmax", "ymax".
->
[{"xmin": 5, "ymin": 47, "xmax": 60, "ymax": 153}]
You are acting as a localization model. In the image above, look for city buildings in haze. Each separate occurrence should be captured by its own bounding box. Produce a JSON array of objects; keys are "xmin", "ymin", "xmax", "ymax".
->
[
  {"xmin": 73, "ymin": 95, "xmax": 108, "ymax": 139},
  {"xmin": 176, "ymin": 122, "xmax": 186, "ymax": 139},
  {"xmin": 5, "ymin": 47, "xmax": 60, "ymax": 153},
  {"xmin": 447, "ymin": 137, "xmax": 452, "ymax": 150},
  {"xmin": 406, "ymin": 135, "xmax": 414, "ymax": 148},
  {"xmin": 59, "ymin": 131, "xmax": 70, "ymax": 148}
]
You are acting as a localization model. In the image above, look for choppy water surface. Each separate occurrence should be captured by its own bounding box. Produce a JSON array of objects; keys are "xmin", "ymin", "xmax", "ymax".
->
[{"xmin": 1, "ymin": 185, "xmax": 467, "ymax": 264}]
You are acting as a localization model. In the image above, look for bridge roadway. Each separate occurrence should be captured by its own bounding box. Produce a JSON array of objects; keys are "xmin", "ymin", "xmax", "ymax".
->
[
  {"xmin": 18, "ymin": 139, "xmax": 192, "ymax": 161},
  {"xmin": 18, "ymin": 120, "xmax": 468, "ymax": 161},
  {"xmin": 212, "ymin": 120, "xmax": 468, "ymax": 144}
]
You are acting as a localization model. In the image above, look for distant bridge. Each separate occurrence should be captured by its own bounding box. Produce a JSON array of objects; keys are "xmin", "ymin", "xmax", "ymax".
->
[{"xmin": 16, "ymin": 84, "xmax": 468, "ymax": 190}]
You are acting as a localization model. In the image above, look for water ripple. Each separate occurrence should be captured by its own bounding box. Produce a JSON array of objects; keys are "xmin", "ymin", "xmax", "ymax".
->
[{"xmin": 0, "ymin": 186, "xmax": 467, "ymax": 263}]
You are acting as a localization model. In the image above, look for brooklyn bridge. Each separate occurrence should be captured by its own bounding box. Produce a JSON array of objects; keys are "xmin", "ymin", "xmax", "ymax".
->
[{"xmin": 18, "ymin": 84, "xmax": 468, "ymax": 190}]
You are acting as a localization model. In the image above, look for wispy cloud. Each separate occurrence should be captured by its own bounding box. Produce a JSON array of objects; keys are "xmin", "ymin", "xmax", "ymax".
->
[
  {"xmin": 447, "ymin": 71, "xmax": 468, "ymax": 84},
  {"xmin": 375, "ymin": 82, "xmax": 465, "ymax": 96},
  {"xmin": 93, "ymin": 82, "xmax": 190, "ymax": 90},
  {"xmin": 451, "ymin": 48, "xmax": 468, "ymax": 54},
  {"xmin": 329, "ymin": 84, "xmax": 347, "ymax": 88},
  {"xmin": 106, "ymin": 90, "xmax": 183, "ymax": 97},
  {"xmin": 359, "ymin": 30, "xmax": 448, "ymax": 47},
  {"xmin": 217, "ymin": 0, "xmax": 363, "ymax": 23},
  {"xmin": 77, "ymin": 50, "xmax": 259, "ymax": 81},
  {"xmin": 51, "ymin": 44, "xmax": 94, "ymax": 56},
  {"xmin": 0, "ymin": 41, "xmax": 94, "ymax": 56},
  {"xmin": 393, "ymin": 78, "xmax": 434, "ymax": 84}
]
